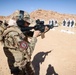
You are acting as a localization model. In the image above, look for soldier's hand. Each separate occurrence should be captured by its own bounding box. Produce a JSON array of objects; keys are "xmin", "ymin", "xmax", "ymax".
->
[
  {"xmin": 44, "ymin": 25, "xmax": 50, "ymax": 32},
  {"xmin": 33, "ymin": 30, "xmax": 41, "ymax": 37}
]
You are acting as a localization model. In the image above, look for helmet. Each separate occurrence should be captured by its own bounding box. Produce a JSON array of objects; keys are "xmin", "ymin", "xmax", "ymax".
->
[
  {"xmin": 24, "ymin": 12, "xmax": 30, "ymax": 18},
  {"xmin": 15, "ymin": 10, "xmax": 32, "ymax": 24},
  {"xmin": 24, "ymin": 13, "xmax": 32, "ymax": 24},
  {"xmin": 16, "ymin": 10, "xmax": 33, "ymax": 27}
]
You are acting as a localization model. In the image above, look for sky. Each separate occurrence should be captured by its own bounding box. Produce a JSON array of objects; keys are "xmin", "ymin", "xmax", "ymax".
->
[{"xmin": 0, "ymin": 0, "xmax": 76, "ymax": 16}]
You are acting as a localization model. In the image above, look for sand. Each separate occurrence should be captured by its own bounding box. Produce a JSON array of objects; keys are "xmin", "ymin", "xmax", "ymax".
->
[{"xmin": 0, "ymin": 26, "xmax": 76, "ymax": 75}]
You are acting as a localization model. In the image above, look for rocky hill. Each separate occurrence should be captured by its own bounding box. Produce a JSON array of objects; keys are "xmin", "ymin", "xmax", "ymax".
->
[
  {"xmin": 0, "ymin": 9, "xmax": 76, "ymax": 23},
  {"xmin": 30, "ymin": 9, "xmax": 76, "ymax": 23}
]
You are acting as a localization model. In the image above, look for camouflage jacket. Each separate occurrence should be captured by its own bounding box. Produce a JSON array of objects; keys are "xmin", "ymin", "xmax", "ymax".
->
[
  {"xmin": 0, "ymin": 25, "xmax": 37, "ymax": 62},
  {"xmin": 0, "ymin": 23, "xmax": 7, "ymax": 40}
]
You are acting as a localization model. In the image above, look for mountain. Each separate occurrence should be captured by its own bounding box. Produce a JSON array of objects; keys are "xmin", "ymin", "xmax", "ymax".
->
[
  {"xmin": 0, "ymin": 9, "xmax": 76, "ymax": 23},
  {"xmin": 30, "ymin": 9, "xmax": 76, "ymax": 23}
]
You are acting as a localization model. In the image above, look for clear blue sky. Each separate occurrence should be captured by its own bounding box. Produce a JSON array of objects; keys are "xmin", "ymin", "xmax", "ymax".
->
[{"xmin": 0, "ymin": 0, "xmax": 76, "ymax": 16}]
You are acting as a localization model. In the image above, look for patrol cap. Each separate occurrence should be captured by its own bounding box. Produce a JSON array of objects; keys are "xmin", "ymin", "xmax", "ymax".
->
[{"xmin": 24, "ymin": 13, "xmax": 32, "ymax": 24}]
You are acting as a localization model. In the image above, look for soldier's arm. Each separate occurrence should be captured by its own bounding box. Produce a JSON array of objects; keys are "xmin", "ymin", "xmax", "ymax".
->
[{"xmin": 28, "ymin": 31, "xmax": 40, "ymax": 55}]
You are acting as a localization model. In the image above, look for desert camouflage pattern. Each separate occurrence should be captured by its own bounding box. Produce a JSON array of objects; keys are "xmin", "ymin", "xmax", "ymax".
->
[
  {"xmin": 0, "ymin": 25, "xmax": 37, "ymax": 75},
  {"xmin": 11, "ymin": 10, "xmax": 30, "ymax": 19},
  {"xmin": 0, "ymin": 22, "xmax": 7, "ymax": 41}
]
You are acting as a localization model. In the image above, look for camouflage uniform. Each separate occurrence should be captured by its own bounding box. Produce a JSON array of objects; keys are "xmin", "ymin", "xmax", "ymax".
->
[
  {"xmin": 0, "ymin": 22, "xmax": 7, "ymax": 41},
  {"xmin": 0, "ymin": 25, "xmax": 37, "ymax": 75}
]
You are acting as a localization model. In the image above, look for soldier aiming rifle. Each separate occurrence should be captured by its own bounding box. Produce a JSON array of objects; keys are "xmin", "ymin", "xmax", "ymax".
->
[
  {"xmin": 16, "ymin": 10, "xmax": 54, "ymax": 38},
  {"xmin": 0, "ymin": 10, "xmax": 54, "ymax": 75}
]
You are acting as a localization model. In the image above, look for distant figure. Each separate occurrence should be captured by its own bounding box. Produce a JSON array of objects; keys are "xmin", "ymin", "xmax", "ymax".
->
[
  {"xmin": 67, "ymin": 19, "xmax": 70, "ymax": 27},
  {"xmin": 52, "ymin": 19, "xmax": 54, "ymax": 26},
  {"xmin": 49, "ymin": 20, "xmax": 52, "ymax": 25},
  {"xmin": 55, "ymin": 20, "xmax": 58, "ymax": 27},
  {"xmin": 71, "ymin": 19, "xmax": 75, "ymax": 27},
  {"xmin": 49, "ymin": 20, "xmax": 54, "ymax": 27},
  {"xmin": 63, "ymin": 19, "xmax": 66, "ymax": 26},
  {"xmin": 55, "ymin": 20, "xmax": 57, "ymax": 24}
]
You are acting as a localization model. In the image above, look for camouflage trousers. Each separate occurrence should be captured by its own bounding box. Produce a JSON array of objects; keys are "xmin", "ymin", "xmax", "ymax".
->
[{"xmin": 3, "ymin": 47, "xmax": 35, "ymax": 75}]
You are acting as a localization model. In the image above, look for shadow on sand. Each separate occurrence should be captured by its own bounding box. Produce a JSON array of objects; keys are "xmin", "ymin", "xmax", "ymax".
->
[
  {"xmin": 46, "ymin": 64, "xmax": 58, "ymax": 75},
  {"xmin": 32, "ymin": 50, "xmax": 52, "ymax": 75}
]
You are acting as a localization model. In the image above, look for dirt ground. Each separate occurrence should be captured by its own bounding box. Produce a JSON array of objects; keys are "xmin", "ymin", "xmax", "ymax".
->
[{"xmin": 0, "ymin": 26, "xmax": 76, "ymax": 75}]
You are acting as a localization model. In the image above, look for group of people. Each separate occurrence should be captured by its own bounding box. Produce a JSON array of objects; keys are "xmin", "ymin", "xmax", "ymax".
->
[
  {"xmin": 61, "ymin": 19, "xmax": 75, "ymax": 34},
  {"xmin": 0, "ymin": 10, "xmax": 50, "ymax": 75},
  {"xmin": 62, "ymin": 19, "xmax": 75, "ymax": 27},
  {"xmin": 49, "ymin": 19, "xmax": 58, "ymax": 27},
  {"xmin": 48, "ymin": 19, "xmax": 75, "ymax": 28}
]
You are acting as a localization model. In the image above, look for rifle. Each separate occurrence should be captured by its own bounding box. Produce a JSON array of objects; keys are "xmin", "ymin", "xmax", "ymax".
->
[
  {"xmin": 44, "ymin": 50, "xmax": 51, "ymax": 56},
  {"xmin": 17, "ymin": 19, "xmax": 54, "ymax": 36},
  {"xmin": 16, "ymin": 10, "xmax": 54, "ymax": 37}
]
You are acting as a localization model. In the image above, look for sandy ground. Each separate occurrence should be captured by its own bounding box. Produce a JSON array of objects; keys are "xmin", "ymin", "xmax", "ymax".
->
[{"xmin": 0, "ymin": 26, "xmax": 76, "ymax": 75}]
